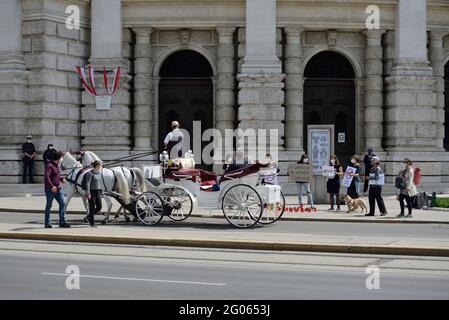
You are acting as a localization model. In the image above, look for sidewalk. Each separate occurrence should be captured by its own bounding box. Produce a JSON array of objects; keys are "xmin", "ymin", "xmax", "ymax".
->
[
  {"xmin": 0, "ymin": 195, "xmax": 448, "ymax": 256},
  {"xmin": 0, "ymin": 195, "xmax": 448, "ymax": 224}
]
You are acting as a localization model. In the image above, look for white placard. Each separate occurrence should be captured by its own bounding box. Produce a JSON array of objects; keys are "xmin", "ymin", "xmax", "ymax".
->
[
  {"xmin": 341, "ymin": 166, "xmax": 356, "ymax": 188},
  {"xmin": 310, "ymin": 129, "xmax": 331, "ymax": 174},
  {"xmin": 368, "ymin": 173, "xmax": 385, "ymax": 186},
  {"xmin": 338, "ymin": 132, "xmax": 345, "ymax": 143},
  {"xmin": 322, "ymin": 165, "xmax": 335, "ymax": 178}
]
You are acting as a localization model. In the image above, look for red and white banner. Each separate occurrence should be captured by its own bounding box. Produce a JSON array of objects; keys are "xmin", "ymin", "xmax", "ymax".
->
[{"xmin": 75, "ymin": 65, "xmax": 120, "ymax": 96}]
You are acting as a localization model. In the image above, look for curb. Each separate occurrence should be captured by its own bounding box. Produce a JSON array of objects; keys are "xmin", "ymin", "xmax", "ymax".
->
[
  {"xmin": 0, "ymin": 231, "xmax": 448, "ymax": 257},
  {"xmin": 1, "ymin": 207, "xmax": 448, "ymax": 225}
]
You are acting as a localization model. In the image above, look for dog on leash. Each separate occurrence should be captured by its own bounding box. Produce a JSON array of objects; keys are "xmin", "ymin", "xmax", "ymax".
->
[{"xmin": 340, "ymin": 194, "xmax": 368, "ymax": 213}]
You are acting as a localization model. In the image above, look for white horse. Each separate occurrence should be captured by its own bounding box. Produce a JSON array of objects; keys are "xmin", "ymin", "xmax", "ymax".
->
[
  {"xmin": 61, "ymin": 152, "xmax": 131, "ymax": 224},
  {"xmin": 78, "ymin": 151, "xmax": 147, "ymax": 193}
]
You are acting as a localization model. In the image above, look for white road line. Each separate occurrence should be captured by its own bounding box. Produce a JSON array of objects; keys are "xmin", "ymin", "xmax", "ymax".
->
[{"xmin": 41, "ymin": 272, "xmax": 227, "ymax": 287}]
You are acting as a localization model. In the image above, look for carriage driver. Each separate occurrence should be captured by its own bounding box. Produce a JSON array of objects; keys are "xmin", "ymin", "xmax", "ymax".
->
[{"xmin": 164, "ymin": 121, "xmax": 184, "ymax": 158}]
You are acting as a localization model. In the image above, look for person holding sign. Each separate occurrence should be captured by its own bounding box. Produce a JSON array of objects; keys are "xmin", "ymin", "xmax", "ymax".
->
[
  {"xmin": 326, "ymin": 155, "xmax": 344, "ymax": 211},
  {"xmin": 347, "ymin": 155, "xmax": 361, "ymax": 199},
  {"xmin": 295, "ymin": 154, "xmax": 314, "ymax": 209},
  {"xmin": 366, "ymin": 156, "xmax": 387, "ymax": 216}
]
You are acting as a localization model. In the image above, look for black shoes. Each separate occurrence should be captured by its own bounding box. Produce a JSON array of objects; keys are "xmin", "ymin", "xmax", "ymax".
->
[
  {"xmin": 44, "ymin": 224, "xmax": 53, "ymax": 229},
  {"xmin": 396, "ymin": 213, "xmax": 405, "ymax": 218},
  {"xmin": 59, "ymin": 222, "xmax": 71, "ymax": 228},
  {"xmin": 380, "ymin": 212, "xmax": 387, "ymax": 216},
  {"xmin": 365, "ymin": 213, "xmax": 374, "ymax": 216}
]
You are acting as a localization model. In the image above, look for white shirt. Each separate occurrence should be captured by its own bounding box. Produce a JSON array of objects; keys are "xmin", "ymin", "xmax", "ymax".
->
[{"xmin": 164, "ymin": 128, "xmax": 184, "ymax": 145}]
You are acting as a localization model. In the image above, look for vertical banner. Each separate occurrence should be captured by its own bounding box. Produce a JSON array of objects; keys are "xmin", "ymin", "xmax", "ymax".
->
[{"xmin": 308, "ymin": 125, "xmax": 334, "ymax": 174}]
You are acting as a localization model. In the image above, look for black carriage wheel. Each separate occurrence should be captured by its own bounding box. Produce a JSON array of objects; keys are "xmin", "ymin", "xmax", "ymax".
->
[
  {"xmin": 222, "ymin": 184, "xmax": 263, "ymax": 228},
  {"xmin": 161, "ymin": 187, "xmax": 194, "ymax": 222},
  {"xmin": 258, "ymin": 190, "xmax": 285, "ymax": 224},
  {"xmin": 135, "ymin": 191, "xmax": 165, "ymax": 226}
]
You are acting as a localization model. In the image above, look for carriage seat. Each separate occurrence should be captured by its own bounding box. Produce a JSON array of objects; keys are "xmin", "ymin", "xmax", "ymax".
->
[{"xmin": 219, "ymin": 161, "xmax": 269, "ymax": 184}]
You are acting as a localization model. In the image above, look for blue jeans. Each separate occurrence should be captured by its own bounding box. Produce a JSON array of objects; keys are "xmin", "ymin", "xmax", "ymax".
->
[
  {"xmin": 45, "ymin": 187, "xmax": 65, "ymax": 225},
  {"xmin": 296, "ymin": 182, "xmax": 314, "ymax": 207}
]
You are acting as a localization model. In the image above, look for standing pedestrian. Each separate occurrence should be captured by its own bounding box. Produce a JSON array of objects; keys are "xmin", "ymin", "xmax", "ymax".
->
[
  {"xmin": 295, "ymin": 154, "xmax": 315, "ymax": 209},
  {"xmin": 84, "ymin": 160, "xmax": 103, "ymax": 227},
  {"xmin": 347, "ymin": 155, "xmax": 361, "ymax": 199},
  {"xmin": 327, "ymin": 155, "xmax": 343, "ymax": 211},
  {"xmin": 44, "ymin": 150, "xmax": 70, "ymax": 228},
  {"xmin": 366, "ymin": 156, "xmax": 387, "ymax": 216},
  {"xmin": 22, "ymin": 135, "xmax": 36, "ymax": 183},
  {"xmin": 363, "ymin": 147, "xmax": 376, "ymax": 195},
  {"xmin": 42, "ymin": 144, "xmax": 54, "ymax": 168},
  {"xmin": 396, "ymin": 158, "xmax": 417, "ymax": 218}
]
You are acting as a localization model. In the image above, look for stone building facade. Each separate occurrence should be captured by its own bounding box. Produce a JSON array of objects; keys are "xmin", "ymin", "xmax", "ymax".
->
[{"xmin": 1, "ymin": 0, "xmax": 449, "ymax": 193}]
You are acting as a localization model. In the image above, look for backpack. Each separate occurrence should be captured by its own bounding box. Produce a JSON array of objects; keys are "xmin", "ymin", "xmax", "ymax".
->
[
  {"xmin": 395, "ymin": 176, "xmax": 406, "ymax": 189},
  {"xmin": 81, "ymin": 171, "xmax": 89, "ymax": 190},
  {"xmin": 412, "ymin": 166, "xmax": 421, "ymax": 185}
]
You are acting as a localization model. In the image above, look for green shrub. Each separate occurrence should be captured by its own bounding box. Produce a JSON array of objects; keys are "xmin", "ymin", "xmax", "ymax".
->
[{"xmin": 435, "ymin": 197, "xmax": 449, "ymax": 208}]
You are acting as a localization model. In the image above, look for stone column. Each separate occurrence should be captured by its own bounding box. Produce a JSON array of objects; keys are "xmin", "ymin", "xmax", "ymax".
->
[
  {"xmin": 132, "ymin": 27, "xmax": 154, "ymax": 152},
  {"xmin": 383, "ymin": 0, "xmax": 448, "ymax": 185},
  {"xmin": 385, "ymin": 0, "xmax": 435, "ymax": 152},
  {"xmin": 237, "ymin": 0, "xmax": 285, "ymax": 158},
  {"xmin": 90, "ymin": 0, "xmax": 123, "ymax": 66},
  {"xmin": 0, "ymin": 0, "xmax": 29, "ymax": 182},
  {"xmin": 216, "ymin": 27, "xmax": 236, "ymax": 133},
  {"xmin": 429, "ymin": 30, "xmax": 448, "ymax": 151},
  {"xmin": 362, "ymin": 29, "xmax": 385, "ymax": 151},
  {"xmin": 284, "ymin": 26, "xmax": 304, "ymax": 154},
  {"xmin": 82, "ymin": 0, "xmax": 131, "ymax": 157}
]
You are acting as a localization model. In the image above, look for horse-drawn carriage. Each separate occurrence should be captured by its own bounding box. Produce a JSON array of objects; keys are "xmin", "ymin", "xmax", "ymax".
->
[{"xmin": 63, "ymin": 150, "xmax": 285, "ymax": 228}]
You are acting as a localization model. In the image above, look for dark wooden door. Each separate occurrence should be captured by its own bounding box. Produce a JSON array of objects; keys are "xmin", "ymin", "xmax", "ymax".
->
[
  {"xmin": 159, "ymin": 79, "xmax": 213, "ymax": 156},
  {"xmin": 304, "ymin": 79, "xmax": 355, "ymax": 168}
]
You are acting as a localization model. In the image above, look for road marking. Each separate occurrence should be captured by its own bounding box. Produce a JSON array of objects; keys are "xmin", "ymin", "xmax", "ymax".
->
[{"xmin": 41, "ymin": 272, "xmax": 227, "ymax": 286}]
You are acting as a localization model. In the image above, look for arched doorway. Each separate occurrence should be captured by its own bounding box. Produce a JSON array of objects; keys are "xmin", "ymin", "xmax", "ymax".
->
[
  {"xmin": 303, "ymin": 51, "xmax": 356, "ymax": 167},
  {"xmin": 158, "ymin": 50, "xmax": 214, "ymax": 154},
  {"xmin": 444, "ymin": 61, "xmax": 449, "ymax": 151}
]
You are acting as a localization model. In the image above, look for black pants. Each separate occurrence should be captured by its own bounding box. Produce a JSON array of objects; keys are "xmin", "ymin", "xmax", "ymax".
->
[
  {"xmin": 369, "ymin": 185, "xmax": 386, "ymax": 215},
  {"xmin": 22, "ymin": 159, "xmax": 34, "ymax": 183},
  {"xmin": 399, "ymin": 193, "xmax": 412, "ymax": 215},
  {"xmin": 88, "ymin": 190, "xmax": 102, "ymax": 224},
  {"xmin": 363, "ymin": 175, "xmax": 369, "ymax": 193}
]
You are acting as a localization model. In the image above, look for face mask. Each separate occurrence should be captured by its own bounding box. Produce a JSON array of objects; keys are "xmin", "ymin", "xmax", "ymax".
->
[
  {"xmin": 403, "ymin": 164, "xmax": 407, "ymax": 170},
  {"xmin": 303, "ymin": 158, "xmax": 308, "ymax": 164},
  {"xmin": 330, "ymin": 160, "xmax": 336, "ymax": 165},
  {"xmin": 351, "ymin": 159, "xmax": 356, "ymax": 164},
  {"xmin": 27, "ymin": 140, "xmax": 31, "ymax": 143}
]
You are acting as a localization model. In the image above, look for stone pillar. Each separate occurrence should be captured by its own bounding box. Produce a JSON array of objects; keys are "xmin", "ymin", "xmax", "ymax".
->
[
  {"xmin": 284, "ymin": 26, "xmax": 304, "ymax": 154},
  {"xmin": 90, "ymin": 0, "xmax": 123, "ymax": 66},
  {"xmin": 429, "ymin": 30, "xmax": 448, "ymax": 151},
  {"xmin": 385, "ymin": 0, "xmax": 436, "ymax": 152},
  {"xmin": 82, "ymin": 0, "xmax": 131, "ymax": 157},
  {"xmin": 237, "ymin": 0, "xmax": 285, "ymax": 158},
  {"xmin": 132, "ymin": 27, "xmax": 154, "ymax": 152},
  {"xmin": 383, "ymin": 0, "xmax": 449, "ymax": 186},
  {"xmin": 362, "ymin": 29, "xmax": 385, "ymax": 151},
  {"xmin": 0, "ymin": 0, "xmax": 29, "ymax": 182},
  {"xmin": 216, "ymin": 27, "xmax": 236, "ymax": 133}
]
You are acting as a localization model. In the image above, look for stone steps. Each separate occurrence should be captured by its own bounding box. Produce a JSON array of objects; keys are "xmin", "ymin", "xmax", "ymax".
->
[{"xmin": 0, "ymin": 184, "xmax": 44, "ymax": 197}]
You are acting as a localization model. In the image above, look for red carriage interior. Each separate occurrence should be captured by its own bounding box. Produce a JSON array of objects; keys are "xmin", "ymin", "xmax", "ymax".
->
[{"xmin": 164, "ymin": 161, "xmax": 270, "ymax": 191}]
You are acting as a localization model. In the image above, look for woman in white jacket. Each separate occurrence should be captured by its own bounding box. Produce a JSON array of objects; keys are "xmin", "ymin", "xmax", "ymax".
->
[{"xmin": 397, "ymin": 158, "xmax": 417, "ymax": 218}]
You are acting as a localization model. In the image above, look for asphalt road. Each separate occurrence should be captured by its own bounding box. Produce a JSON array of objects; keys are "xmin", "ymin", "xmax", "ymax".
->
[
  {"xmin": 1, "ymin": 240, "xmax": 449, "ymax": 299},
  {"xmin": 1, "ymin": 211, "xmax": 449, "ymax": 240}
]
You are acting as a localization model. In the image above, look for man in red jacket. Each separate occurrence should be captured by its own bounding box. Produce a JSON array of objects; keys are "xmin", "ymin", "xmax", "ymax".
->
[{"xmin": 44, "ymin": 150, "xmax": 70, "ymax": 228}]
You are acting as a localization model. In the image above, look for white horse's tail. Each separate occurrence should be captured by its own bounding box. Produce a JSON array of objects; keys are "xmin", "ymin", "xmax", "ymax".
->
[
  {"xmin": 114, "ymin": 170, "xmax": 130, "ymax": 204},
  {"xmin": 132, "ymin": 167, "xmax": 147, "ymax": 192}
]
